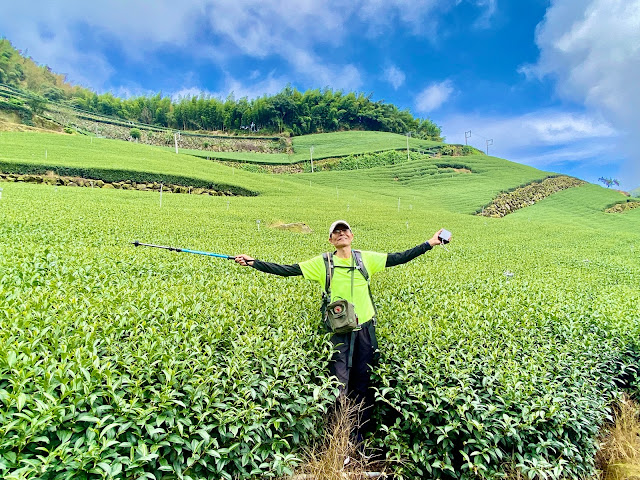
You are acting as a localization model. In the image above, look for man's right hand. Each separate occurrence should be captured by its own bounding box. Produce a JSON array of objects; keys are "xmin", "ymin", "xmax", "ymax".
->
[{"xmin": 235, "ymin": 254, "xmax": 255, "ymax": 266}]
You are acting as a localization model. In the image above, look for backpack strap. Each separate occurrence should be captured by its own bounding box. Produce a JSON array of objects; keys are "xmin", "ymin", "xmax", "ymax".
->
[
  {"xmin": 352, "ymin": 250, "xmax": 377, "ymax": 321},
  {"xmin": 353, "ymin": 249, "xmax": 379, "ymax": 361},
  {"xmin": 352, "ymin": 250, "xmax": 369, "ymax": 281},
  {"xmin": 321, "ymin": 252, "xmax": 334, "ymax": 330},
  {"xmin": 322, "ymin": 252, "xmax": 334, "ymax": 296}
]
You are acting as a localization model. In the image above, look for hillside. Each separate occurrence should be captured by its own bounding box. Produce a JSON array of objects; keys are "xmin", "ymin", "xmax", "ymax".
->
[{"xmin": 1, "ymin": 130, "xmax": 639, "ymax": 480}]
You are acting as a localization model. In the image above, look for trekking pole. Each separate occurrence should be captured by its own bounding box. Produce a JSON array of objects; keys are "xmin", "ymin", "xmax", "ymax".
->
[{"xmin": 132, "ymin": 240, "xmax": 234, "ymax": 259}]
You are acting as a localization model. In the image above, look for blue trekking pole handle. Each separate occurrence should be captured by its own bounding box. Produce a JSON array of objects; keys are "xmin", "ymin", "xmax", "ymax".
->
[
  {"xmin": 181, "ymin": 248, "xmax": 234, "ymax": 259},
  {"xmin": 132, "ymin": 240, "xmax": 234, "ymax": 259}
]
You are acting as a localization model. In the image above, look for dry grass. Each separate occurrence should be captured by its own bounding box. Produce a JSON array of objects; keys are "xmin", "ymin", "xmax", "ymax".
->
[
  {"xmin": 291, "ymin": 396, "xmax": 388, "ymax": 480},
  {"xmin": 270, "ymin": 221, "xmax": 313, "ymax": 233},
  {"xmin": 596, "ymin": 395, "xmax": 640, "ymax": 480},
  {"xmin": 0, "ymin": 118, "xmax": 63, "ymax": 133}
]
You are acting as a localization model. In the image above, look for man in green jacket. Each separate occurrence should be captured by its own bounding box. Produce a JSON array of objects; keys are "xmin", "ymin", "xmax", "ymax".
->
[{"xmin": 235, "ymin": 220, "xmax": 449, "ymax": 440}]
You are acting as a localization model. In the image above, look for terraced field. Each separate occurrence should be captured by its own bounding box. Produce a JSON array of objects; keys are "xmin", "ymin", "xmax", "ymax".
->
[
  {"xmin": 180, "ymin": 130, "xmax": 444, "ymax": 164},
  {"xmin": 1, "ymin": 131, "xmax": 639, "ymax": 479}
]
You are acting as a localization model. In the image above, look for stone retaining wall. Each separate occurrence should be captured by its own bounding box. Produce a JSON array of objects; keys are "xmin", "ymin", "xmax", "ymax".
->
[{"xmin": 478, "ymin": 176, "xmax": 586, "ymax": 217}]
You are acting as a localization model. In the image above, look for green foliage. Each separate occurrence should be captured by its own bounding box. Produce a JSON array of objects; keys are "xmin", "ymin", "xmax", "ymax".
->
[
  {"xmin": 26, "ymin": 94, "xmax": 47, "ymax": 115},
  {"xmin": 0, "ymin": 235, "xmax": 338, "ymax": 479},
  {"xmin": 321, "ymin": 150, "xmax": 407, "ymax": 171},
  {"xmin": 41, "ymin": 86, "xmax": 65, "ymax": 101},
  {"xmin": 599, "ymin": 177, "xmax": 620, "ymax": 188},
  {"xmin": 130, "ymin": 128, "xmax": 141, "ymax": 140},
  {"xmin": 461, "ymin": 145, "xmax": 483, "ymax": 156},
  {"xmin": 0, "ymin": 98, "xmax": 31, "ymax": 120},
  {"xmin": 0, "ymin": 131, "xmax": 639, "ymax": 479}
]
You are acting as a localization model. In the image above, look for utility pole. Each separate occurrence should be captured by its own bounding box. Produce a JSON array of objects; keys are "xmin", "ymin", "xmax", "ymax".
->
[
  {"xmin": 310, "ymin": 146, "xmax": 314, "ymax": 173},
  {"xmin": 465, "ymin": 131, "xmax": 471, "ymax": 145},
  {"xmin": 406, "ymin": 132, "xmax": 411, "ymax": 161},
  {"xmin": 486, "ymin": 139, "xmax": 493, "ymax": 155}
]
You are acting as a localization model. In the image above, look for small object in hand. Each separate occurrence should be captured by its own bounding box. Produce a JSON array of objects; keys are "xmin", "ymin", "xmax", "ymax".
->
[{"xmin": 438, "ymin": 229, "xmax": 452, "ymax": 244}]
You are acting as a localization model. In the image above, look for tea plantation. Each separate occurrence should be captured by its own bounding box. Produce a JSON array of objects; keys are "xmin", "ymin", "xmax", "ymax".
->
[{"xmin": 1, "ymin": 132, "xmax": 639, "ymax": 479}]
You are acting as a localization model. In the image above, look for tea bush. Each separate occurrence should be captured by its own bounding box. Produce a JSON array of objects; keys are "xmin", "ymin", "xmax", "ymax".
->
[{"xmin": 1, "ymin": 132, "xmax": 639, "ymax": 479}]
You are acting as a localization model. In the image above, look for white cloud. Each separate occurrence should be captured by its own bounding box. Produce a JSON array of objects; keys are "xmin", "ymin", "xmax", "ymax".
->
[
  {"xmin": 213, "ymin": 72, "xmax": 288, "ymax": 100},
  {"xmin": 525, "ymin": 0, "xmax": 640, "ymax": 187},
  {"xmin": 0, "ymin": 0, "xmax": 494, "ymax": 93},
  {"xmin": 440, "ymin": 110, "xmax": 626, "ymax": 186},
  {"xmin": 415, "ymin": 80, "xmax": 454, "ymax": 113},
  {"xmin": 286, "ymin": 48, "xmax": 362, "ymax": 90},
  {"xmin": 383, "ymin": 65, "xmax": 406, "ymax": 90},
  {"xmin": 170, "ymin": 87, "xmax": 212, "ymax": 101},
  {"xmin": 442, "ymin": 110, "xmax": 616, "ymax": 151}
]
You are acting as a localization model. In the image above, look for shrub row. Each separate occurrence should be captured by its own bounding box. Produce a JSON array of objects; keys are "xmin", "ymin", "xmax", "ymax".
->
[
  {"xmin": 0, "ymin": 173, "xmax": 238, "ymax": 196},
  {"xmin": 0, "ymin": 249, "xmax": 339, "ymax": 478},
  {"xmin": 219, "ymin": 149, "xmax": 477, "ymax": 175},
  {"xmin": 0, "ymin": 162, "xmax": 257, "ymax": 197},
  {"xmin": 370, "ymin": 269, "xmax": 640, "ymax": 479}
]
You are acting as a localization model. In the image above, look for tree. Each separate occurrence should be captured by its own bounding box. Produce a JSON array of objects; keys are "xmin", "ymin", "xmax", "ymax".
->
[
  {"xmin": 26, "ymin": 94, "xmax": 47, "ymax": 115},
  {"xmin": 130, "ymin": 128, "xmax": 141, "ymax": 141},
  {"xmin": 598, "ymin": 177, "xmax": 620, "ymax": 188}
]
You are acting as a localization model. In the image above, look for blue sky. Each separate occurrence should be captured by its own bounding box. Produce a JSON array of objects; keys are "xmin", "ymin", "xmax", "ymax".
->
[{"xmin": 2, "ymin": 0, "xmax": 639, "ymax": 190}]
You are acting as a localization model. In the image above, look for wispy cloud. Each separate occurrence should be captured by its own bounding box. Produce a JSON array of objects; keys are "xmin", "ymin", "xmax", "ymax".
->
[
  {"xmin": 383, "ymin": 65, "xmax": 406, "ymax": 90},
  {"xmin": 415, "ymin": 80, "xmax": 455, "ymax": 113},
  {"xmin": 472, "ymin": 0, "xmax": 497, "ymax": 29},
  {"xmin": 440, "ymin": 109, "xmax": 627, "ymax": 185}
]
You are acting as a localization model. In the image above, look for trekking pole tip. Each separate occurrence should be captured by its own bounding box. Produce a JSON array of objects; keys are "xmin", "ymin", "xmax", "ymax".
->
[{"xmin": 132, "ymin": 240, "xmax": 140, "ymax": 247}]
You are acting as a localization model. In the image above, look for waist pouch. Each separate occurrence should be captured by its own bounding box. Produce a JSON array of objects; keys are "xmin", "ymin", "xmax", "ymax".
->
[{"xmin": 325, "ymin": 299, "xmax": 358, "ymax": 333}]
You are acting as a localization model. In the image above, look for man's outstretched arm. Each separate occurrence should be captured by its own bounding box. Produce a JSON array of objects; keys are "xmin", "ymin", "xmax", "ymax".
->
[
  {"xmin": 386, "ymin": 229, "xmax": 449, "ymax": 267},
  {"xmin": 235, "ymin": 254, "xmax": 302, "ymax": 276}
]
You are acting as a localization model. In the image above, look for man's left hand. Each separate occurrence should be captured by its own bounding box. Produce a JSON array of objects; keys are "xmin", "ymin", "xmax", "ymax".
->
[{"xmin": 427, "ymin": 229, "xmax": 450, "ymax": 246}]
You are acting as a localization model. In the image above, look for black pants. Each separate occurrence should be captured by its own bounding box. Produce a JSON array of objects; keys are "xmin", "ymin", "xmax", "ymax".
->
[{"xmin": 329, "ymin": 322, "xmax": 377, "ymax": 441}]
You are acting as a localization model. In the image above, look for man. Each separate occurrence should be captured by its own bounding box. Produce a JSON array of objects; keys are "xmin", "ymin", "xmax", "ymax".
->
[{"xmin": 235, "ymin": 220, "xmax": 449, "ymax": 440}]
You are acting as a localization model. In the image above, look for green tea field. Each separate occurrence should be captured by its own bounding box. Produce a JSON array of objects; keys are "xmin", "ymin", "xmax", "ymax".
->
[
  {"xmin": 1, "ymin": 131, "xmax": 639, "ymax": 479},
  {"xmin": 179, "ymin": 131, "xmax": 444, "ymax": 164}
]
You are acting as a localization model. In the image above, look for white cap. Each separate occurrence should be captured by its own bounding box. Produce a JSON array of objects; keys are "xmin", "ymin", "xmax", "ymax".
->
[{"xmin": 328, "ymin": 220, "xmax": 351, "ymax": 236}]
